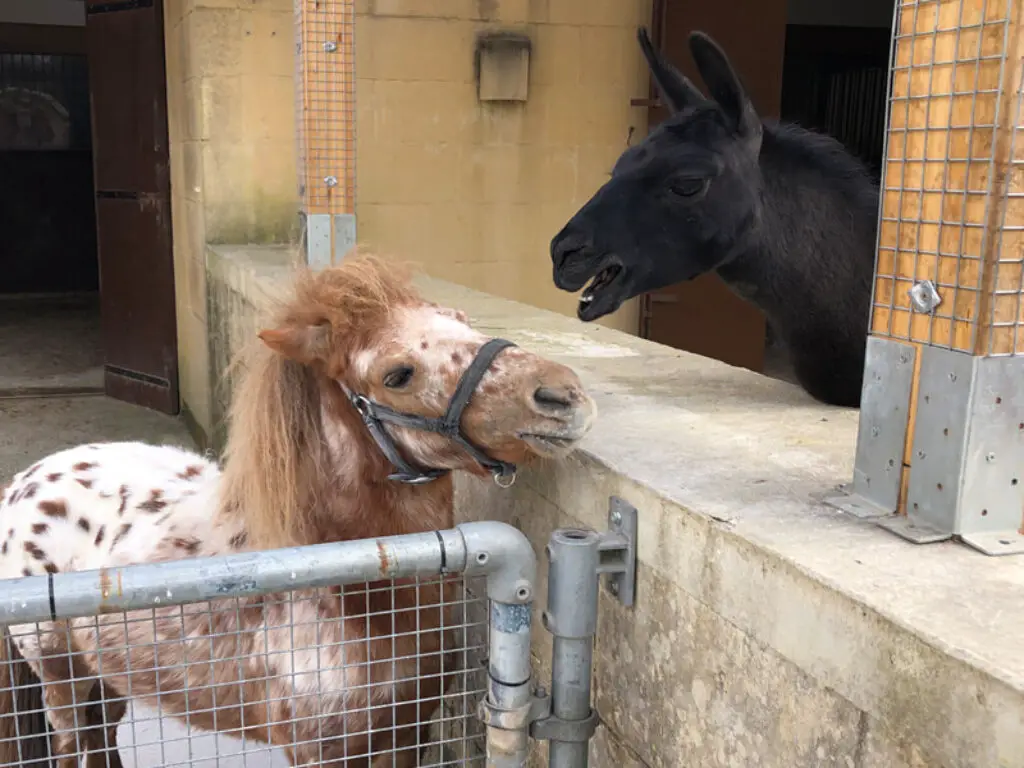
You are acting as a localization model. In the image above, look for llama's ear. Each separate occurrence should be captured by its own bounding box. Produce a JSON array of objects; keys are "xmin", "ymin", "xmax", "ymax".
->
[
  {"xmin": 688, "ymin": 31, "xmax": 762, "ymax": 142},
  {"xmin": 258, "ymin": 323, "xmax": 330, "ymax": 364},
  {"xmin": 637, "ymin": 27, "xmax": 705, "ymax": 114}
]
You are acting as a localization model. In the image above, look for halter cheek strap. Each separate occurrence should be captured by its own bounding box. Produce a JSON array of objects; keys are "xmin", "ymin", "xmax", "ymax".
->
[{"xmin": 343, "ymin": 338, "xmax": 518, "ymax": 485}]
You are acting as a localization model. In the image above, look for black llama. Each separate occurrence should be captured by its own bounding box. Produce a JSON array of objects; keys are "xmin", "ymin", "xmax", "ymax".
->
[{"xmin": 550, "ymin": 28, "xmax": 880, "ymax": 408}]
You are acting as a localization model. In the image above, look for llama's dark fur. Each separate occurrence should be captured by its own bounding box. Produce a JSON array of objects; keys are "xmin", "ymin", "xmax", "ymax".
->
[{"xmin": 550, "ymin": 28, "xmax": 879, "ymax": 407}]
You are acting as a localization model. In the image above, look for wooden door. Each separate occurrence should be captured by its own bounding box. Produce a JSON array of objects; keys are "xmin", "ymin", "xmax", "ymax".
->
[
  {"xmin": 637, "ymin": 0, "xmax": 789, "ymax": 372},
  {"xmin": 85, "ymin": 0, "xmax": 178, "ymax": 414}
]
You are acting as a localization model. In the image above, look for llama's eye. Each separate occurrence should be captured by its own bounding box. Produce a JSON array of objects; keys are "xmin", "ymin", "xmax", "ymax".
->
[
  {"xmin": 669, "ymin": 178, "xmax": 707, "ymax": 197},
  {"xmin": 383, "ymin": 365, "xmax": 415, "ymax": 389}
]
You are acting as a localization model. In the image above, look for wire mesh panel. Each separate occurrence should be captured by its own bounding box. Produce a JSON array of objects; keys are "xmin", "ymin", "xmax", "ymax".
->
[
  {"xmin": 294, "ymin": 0, "xmax": 356, "ymax": 216},
  {"xmin": 874, "ymin": 0, "xmax": 1024, "ymax": 356},
  {"xmin": 0, "ymin": 568, "xmax": 494, "ymax": 767},
  {"xmin": 294, "ymin": 0, "xmax": 357, "ymax": 267},
  {"xmin": 828, "ymin": 0, "xmax": 1024, "ymax": 551}
]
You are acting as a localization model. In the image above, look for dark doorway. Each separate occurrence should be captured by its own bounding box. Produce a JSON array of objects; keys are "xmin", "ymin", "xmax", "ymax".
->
[
  {"xmin": 0, "ymin": 18, "xmax": 103, "ymax": 398},
  {"xmin": 0, "ymin": 1, "xmax": 179, "ymax": 414}
]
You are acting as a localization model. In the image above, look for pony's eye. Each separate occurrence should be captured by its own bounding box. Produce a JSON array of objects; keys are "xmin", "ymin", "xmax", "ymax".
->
[
  {"xmin": 383, "ymin": 365, "xmax": 415, "ymax": 389},
  {"xmin": 669, "ymin": 178, "xmax": 707, "ymax": 197}
]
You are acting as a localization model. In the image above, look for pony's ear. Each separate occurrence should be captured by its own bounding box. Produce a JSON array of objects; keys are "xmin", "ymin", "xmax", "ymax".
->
[
  {"xmin": 688, "ymin": 31, "xmax": 762, "ymax": 142},
  {"xmin": 258, "ymin": 322, "xmax": 330, "ymax": 365},
  {"xmin": 637, "ymin": 27, "xmax": 706, "ymax": 114}
]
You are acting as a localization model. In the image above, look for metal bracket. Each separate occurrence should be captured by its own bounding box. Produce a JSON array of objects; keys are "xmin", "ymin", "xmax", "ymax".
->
[
  {"xmin": 477, "ymin": 688, "xmax": 601, "ymax": 743},
  {"xmin": 824, "ymin": 337, "xmax": 917, "ymax": 520},
  {"xmin": 528, "ymin": 689, "xmax": 601, "ymax": 743},
  {"xmin": 599, "ymin": 497, "xmax": 638, "ymax": 607},
  {"xmin": 477, "ymin": 689, "xmax": 547, "ymax": 732}
]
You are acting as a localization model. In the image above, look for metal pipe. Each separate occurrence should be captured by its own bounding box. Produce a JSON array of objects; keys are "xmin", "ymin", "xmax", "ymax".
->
[
  {"xmin": 458, "ymin": 521, "xmax": 538, "ymax": 768},
  {"xmin": 545, "ymin": 528, "xmax": 601, "ymax": 768},
  {"xmin": 485, "ymin": 600, "xmax": 534, "ymax": 768},
  {"xmin": 0, "ymin": 530, "xmax": 460, "ymax": 624}
]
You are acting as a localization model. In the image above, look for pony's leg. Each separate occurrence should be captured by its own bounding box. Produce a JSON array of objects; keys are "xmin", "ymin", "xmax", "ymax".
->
[
  {"xmin": 82, "ymin": 681, "xmax": 125, "ymax": 768},
  {"xmin": 17, "ymin": 624, "xmax": 99, "ymax": 768},
  {"xmin": 0, "ymin": 627, "xmax": 53, "ymax": 768}
]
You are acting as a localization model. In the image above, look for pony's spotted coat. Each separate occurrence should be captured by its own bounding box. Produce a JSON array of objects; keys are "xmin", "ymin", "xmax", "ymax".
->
[
  {"xmin": 0, "ymin": 251, "xmax": 597, "ymax": 768},
  {"xmin": 2, "ymin": 442, "xmax": 223, "ymax": 580}
]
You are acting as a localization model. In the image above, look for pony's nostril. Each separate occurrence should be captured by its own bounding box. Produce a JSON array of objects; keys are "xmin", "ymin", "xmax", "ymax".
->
[{"xmin": 533, "ymin": 387, "xmax": 573, "ymax": 412}]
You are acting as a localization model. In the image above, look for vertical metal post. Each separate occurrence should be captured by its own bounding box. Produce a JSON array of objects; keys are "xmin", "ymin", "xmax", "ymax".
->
[
  {"xmin": 460, "ymin": 521, "xmax": 538, "ymax": 768},
  {"xmin": 543, "ymin": 529, "xmax": 601, "ymax": 768},
  {"xmin": 485, "ymin": 600, "xmax": 534, "ymax": 768}
]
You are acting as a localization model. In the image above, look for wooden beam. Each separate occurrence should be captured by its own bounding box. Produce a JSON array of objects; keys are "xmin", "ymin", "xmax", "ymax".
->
[
  {"xmin": 871, "ymin": 0, "xmax": 1024, "ymax": 514},
  {"xmin": 295, "ymin": 0, "xmax": 356, "ymax": 217}
]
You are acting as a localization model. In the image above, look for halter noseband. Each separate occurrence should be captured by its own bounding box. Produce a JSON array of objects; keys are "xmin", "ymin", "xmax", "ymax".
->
[{"xmin": 343, "ymin": 338, "xmax": 518, "ymax": 486}]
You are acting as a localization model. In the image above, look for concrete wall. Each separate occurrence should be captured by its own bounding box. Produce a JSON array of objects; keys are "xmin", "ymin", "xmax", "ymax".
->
[
  {"xmin": 353, "ymin": 0, "xmax": 651, "ymax": 335},
  {"xmin": 166, "ymin": 0, "xmax": 653, "ymax": 441},
  {"xmin": 206, "ymin": 244, "xmax": 1024, "ymax": 768},
  {"xmin": 163, "ymin": 0, "xmax": 299, "ymax": 443}
]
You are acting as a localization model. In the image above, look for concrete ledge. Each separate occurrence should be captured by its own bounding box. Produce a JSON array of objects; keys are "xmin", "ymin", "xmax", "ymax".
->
[{"xmin": 207, "ymin": 244, "xmax": 1024, "ymax": 768}]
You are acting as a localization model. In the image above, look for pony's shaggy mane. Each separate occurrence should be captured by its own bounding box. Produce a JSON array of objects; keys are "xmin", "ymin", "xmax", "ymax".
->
[{"xmin": 217, "ymin": 249, "xmax": 421, "ymax": 549}]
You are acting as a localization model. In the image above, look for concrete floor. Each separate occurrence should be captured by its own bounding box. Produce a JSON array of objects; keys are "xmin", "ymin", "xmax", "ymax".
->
[
  {"xmin": 0, "ymin": 394, "xmax": 194, "ymax": 480},
  {"xmin": 0, "ymin": 293, "xmax": 105, "ymax": 397}
]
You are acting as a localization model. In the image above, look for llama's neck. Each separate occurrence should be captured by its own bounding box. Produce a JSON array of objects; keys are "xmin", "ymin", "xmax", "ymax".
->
[{"xmin": 718, "ymin": 121, "xmax": 879, "ymax": 326}]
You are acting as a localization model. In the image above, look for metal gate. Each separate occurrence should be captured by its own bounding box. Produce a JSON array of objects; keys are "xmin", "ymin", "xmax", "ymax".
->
[{"xmin": 0, "ymin": 516, "xmax": 638, "ymax": 768}]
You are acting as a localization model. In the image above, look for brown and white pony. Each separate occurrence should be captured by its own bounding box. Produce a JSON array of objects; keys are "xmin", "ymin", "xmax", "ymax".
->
[{"xmin": 0, "ymin": 252, "xmax": 596, "ymax": 768}]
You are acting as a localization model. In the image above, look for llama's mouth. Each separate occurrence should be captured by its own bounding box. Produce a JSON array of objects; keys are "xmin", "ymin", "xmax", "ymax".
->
[{"xmin": 578, "ymin": 262, "xmax": 625, "ymax": 321}]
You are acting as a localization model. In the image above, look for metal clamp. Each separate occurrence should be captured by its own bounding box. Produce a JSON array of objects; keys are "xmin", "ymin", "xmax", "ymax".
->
[
  {"xmin": 477, "ymin": 690, "xmax": 546, "ymax": 732},
  {"xmin": 529, "ymin": 690, "xmax": 601, "ymax": 743},
  {"xmin": 480, "ymin": 688, "xmax": 601, "ymax": 744},
  {"xmin": 598, "ymin": 497, "xmax": 638, "ymax": 606}
]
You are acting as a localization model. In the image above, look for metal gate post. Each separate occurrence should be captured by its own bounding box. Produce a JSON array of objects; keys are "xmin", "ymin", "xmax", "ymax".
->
[
  {"xmin": 531, "ymin": 498, "xmax": 638, "ymax": 768},
  {"xmin": 542, "ymin": 529, "xmax": 601, "ymax": 768},
  {"xmin": 460, "ymin": 522, "xmax": 538, "ymax": 768}
]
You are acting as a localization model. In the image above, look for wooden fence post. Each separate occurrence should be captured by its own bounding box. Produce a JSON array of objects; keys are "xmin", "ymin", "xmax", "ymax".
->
[
  {"xmin": 828, "ymin": 0, "xmax": 1024, "ymax": 555},
  {"xmin": 294, "ymin": 0, "xmax": 357, "ymax": 267}
]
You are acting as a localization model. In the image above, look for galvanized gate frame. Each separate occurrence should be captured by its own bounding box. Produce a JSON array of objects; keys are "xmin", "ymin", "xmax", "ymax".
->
[
  {"xmin": 0, "ymin": 508, "xmax": 638, "ymax": 768},
  {"xmin": 0, "ymin": 521, "xmax": 536, "ymax": 767},
  {"xmin": 480, "ymin": 497, "xmax": 639, "ymax": 768}
]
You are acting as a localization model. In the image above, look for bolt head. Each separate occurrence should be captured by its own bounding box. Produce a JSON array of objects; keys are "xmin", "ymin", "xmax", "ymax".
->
[
  {"xmin": 323, "ymin": 41, "xmax": 338, "ymax": 52},
  {"xmin": 609, "ymin": 581, "xmax": 620, "ymax": 595},
  {"xmin": 986, "ymin": 452, "xmax": 996, "ymax": 463},
  {"xmin": 611, "ymin": 509, "xmax": 622, "ymax": 526}
]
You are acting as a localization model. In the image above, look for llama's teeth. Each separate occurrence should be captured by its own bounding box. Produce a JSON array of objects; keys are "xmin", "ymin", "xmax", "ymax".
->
[{"xmin": 580, "ymin": 294, "xmax": 594, "ymax": 304}]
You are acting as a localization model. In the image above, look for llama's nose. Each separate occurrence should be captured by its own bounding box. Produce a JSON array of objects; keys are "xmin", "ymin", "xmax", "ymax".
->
[
  {"xmin": 533, "ymin": 386, "xmax": 574, "ymax": 414},
  {"xmin": 551, "ymin": 228, "xmax": 590, "ymax": 271}
]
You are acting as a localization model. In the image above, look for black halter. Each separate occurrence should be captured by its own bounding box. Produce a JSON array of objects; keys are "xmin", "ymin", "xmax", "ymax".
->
[{"xmin": 344, "ymin": 338, "xmax": 519, "ymax": 485}]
